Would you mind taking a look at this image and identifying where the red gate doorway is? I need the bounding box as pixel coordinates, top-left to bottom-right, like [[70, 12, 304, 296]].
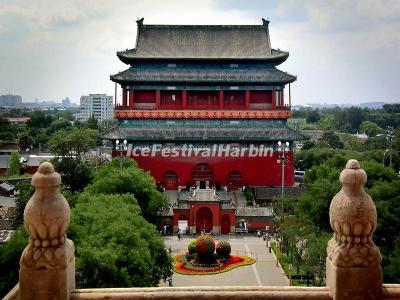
[[196, 207, 213, 233], [221, 214, 231, 234]]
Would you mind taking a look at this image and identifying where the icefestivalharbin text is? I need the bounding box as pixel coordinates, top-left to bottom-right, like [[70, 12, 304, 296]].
[[125, 143, 276, 158]]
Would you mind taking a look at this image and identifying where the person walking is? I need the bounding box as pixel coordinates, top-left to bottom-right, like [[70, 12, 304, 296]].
[[267, 240, 272, 253]]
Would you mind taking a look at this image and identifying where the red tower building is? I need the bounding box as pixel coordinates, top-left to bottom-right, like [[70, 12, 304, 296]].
[[108, 18, 304, 234]]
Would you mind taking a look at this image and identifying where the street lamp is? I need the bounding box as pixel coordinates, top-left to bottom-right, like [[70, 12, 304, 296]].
[[191, 205, 195, 236], [115, 139, 127, 171], [277, 141, 290, 198]]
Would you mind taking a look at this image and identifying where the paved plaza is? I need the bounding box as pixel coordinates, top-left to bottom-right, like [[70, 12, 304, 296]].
[[160, 235, 289, 287]]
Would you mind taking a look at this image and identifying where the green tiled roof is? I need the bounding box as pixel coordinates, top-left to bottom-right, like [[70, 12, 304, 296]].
[[117, 18, 289, 62], [110, 65, 296, 84]]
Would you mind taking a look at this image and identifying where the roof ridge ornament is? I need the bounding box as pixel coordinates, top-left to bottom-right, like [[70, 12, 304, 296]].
[[137, 17, 144, 27]]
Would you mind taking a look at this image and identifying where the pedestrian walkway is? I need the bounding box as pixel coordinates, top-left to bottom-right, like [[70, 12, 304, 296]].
[[160, 236, 289, 287]]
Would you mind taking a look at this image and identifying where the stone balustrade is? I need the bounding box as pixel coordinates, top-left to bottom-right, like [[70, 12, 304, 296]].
[[4, 160, 400, 300]]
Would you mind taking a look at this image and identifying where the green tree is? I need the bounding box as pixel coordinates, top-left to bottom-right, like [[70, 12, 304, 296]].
[[340, 133, 364, 151], [383, 104, 400, 114], [48, 128, 98, 158], [305, 110, 321, 123], [14, 181, 35, 227], [85, 159, 169, 223], [48, 118, 72, 134], [296, 153, 400, 283], [27, 111, 54, 129], [48, 128, 98, 192], [85, 116, 98, 130], [34, 128, 50, 149], [0, 227, 28, 298], [319, 131, 344, 149], [51, 158, 93, 192], [302, 231, 330, 286], [360, 121, 385, 137], [318, 115, 335, 131], [294, 148, 336, 170], [8, 152, 20, 176], [0, 117, 14, 141], [346, 107, 368, 132], [68, 192, 172, 288], [17, 131, 34, 151]]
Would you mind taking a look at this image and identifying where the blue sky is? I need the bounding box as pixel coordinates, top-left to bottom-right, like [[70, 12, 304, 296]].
[[0, 0, 399, 105]]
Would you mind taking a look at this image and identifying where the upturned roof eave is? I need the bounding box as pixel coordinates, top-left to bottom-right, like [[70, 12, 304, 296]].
[[116, 49, 289, 65], [110, 70, 297, 85], [109, 76, 297, 85]]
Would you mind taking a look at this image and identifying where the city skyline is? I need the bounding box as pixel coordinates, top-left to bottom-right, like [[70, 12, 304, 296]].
[[1, 0, 399, 105]]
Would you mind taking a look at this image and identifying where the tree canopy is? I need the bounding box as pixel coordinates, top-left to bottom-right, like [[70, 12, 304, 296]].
[[69, 192, 172, 288], [294, 153, 400, 283], [85, 159, 170, 223], [48, 127, 98, 158], [8, 152, 20, 176], [48, 127, 99, 191], [0, 228, 28, 298]]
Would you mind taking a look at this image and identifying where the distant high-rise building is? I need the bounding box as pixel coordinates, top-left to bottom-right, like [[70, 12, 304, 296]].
[[0, 94, 22, 107], [77, 94, 114, 122], [62, 97, 71, 108]]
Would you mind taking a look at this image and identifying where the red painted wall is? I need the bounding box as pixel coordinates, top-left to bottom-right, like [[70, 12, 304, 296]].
[[122, 151, 294, 189], [173, 206, 236, 233], [219, 210, 235, 233], [239, 217, 274, 231], [136, 91, 156, 103], [173, 211, 189, 227], [250, 91, 272, 104]]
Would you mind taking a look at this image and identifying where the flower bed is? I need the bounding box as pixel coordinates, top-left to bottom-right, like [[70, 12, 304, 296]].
[[173, 254, 256, 275]]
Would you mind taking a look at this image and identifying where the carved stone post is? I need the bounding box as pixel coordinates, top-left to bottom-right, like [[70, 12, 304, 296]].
[[326, 159, 382, 299], [19, 162, 75, 300]]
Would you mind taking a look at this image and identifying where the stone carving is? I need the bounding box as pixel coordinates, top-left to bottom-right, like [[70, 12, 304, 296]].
[[327, 159, 381, 267], [20, 162, 74, 270]]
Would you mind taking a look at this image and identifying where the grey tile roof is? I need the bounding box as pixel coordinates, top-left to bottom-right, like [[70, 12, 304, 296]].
[[117, 19, 289, 61], [0, 195, 16, 207], [105, 125, 306, 142], [111, 65, 296, 84], [0, 156, 10, 169], [0, 219, 14, 230], [27, 155, 55, 167], [4, 206, 17, 218], [177, 191, 191, 201], [216, 191, 233, 201], [254, 186, 305, 200], [0, 182, 14, 192], [236, 207, 273, 217]]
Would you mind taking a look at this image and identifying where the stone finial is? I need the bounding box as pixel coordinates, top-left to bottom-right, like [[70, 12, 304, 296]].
[[262, 18, 270, 27], [327, 159, 381, 267], [19, 162, 75, 300]]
